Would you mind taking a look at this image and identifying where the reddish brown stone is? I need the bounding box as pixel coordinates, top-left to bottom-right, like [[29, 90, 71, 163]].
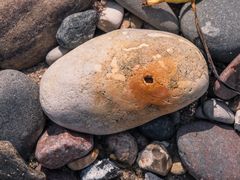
[[35, 124, 93, 169], [214, 54, 240, 100], [177, 121, 240, 179], [0, 0, 92, 70]]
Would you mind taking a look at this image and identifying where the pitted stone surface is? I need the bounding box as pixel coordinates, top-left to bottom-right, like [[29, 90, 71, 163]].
[[40, 29, 209, 135]]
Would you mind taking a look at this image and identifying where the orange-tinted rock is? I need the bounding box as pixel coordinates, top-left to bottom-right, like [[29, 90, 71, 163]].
[[40, 29, 209, 135], [0, 0, 92, 70]]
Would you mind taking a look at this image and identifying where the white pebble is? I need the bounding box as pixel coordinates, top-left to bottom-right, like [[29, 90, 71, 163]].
[[97, 1, 124, 32], [46, 46, 69, 65]]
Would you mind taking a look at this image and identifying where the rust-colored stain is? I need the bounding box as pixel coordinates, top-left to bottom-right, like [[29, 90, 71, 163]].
[[128, 57, 177, 107]]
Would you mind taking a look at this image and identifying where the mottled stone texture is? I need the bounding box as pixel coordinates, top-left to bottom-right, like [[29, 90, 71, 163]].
[[0, 70, 45, 160], [35, 124, 93, 169], [56, 10, 98, 49], [0, 0, 92, 70], [137, 142, 172, 176], [177, 121, 240, 179], [0, 141, 46, 180], [40, 29, 209, 135]]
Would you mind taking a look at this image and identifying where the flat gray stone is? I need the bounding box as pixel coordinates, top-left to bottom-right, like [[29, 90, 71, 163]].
[[115, 0, 179, 34], [180, 0, 240, 63]]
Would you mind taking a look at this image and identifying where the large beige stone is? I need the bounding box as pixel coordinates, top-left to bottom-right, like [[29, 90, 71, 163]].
[[40, 29, 209, 135], [0, 0, 92, 70]]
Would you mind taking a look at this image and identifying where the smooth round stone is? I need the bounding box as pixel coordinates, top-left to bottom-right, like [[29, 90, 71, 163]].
[[115, 0, 179, 33], [214, 54, 240, 100], [138, 113, 179, 141], [180, 0, 240, 63], [106, 132, 138, 165], [0, 70, 45, 160], [177, 121, 240, 179], [40, 29, 209, 135], [46, 46, 69, 66], [97, 1, 124, 32], [203, 99, 235, 124]]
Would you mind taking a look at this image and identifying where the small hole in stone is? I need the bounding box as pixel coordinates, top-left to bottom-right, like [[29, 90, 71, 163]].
[[144, 75, 154, 84]]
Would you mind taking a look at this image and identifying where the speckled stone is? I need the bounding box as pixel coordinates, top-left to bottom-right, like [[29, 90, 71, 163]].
[[137, 141, 172, 176], [56, 10, 98, 49], [180, 0, 240, 63], [177, 121, 240, 179], [35, 124, 93, 169], [0, 141, 45, 180], [0, 70, 45, 160], [40, 29, 209, 135], [0, 0, 92, 70]]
